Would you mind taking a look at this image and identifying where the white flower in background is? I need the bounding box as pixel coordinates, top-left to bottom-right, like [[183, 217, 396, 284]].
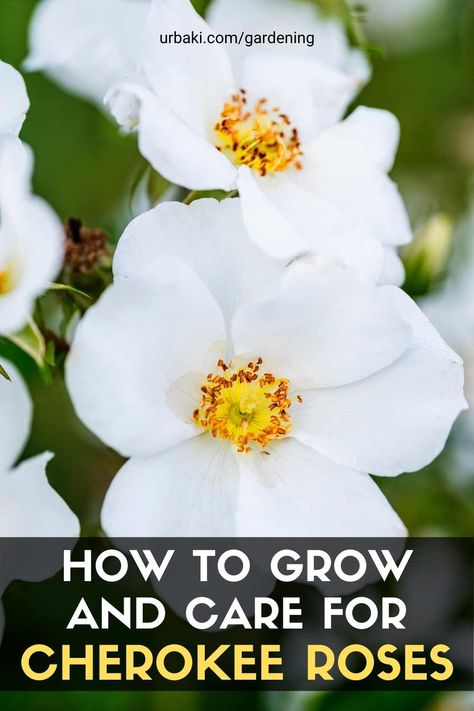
[[65, 199, 465, 537], [360, 0, 450, 54], [24, 0, 367, 109], [0, 361, 79, 537], [0, 360, 79, 641], [207, 0, 369, 80], [0, 138, 64, 334], [423, 208, 474, 484], [24, 0, 149, 106], [105, 0, 410, 285], [0, 61, 64, 334], [0, 60, 29, 135]]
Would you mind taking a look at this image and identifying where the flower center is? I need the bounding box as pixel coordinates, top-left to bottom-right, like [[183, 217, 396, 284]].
[[214, 89, 303, 177], [0, 268, 15, 296], [193, 357, 299, 453]]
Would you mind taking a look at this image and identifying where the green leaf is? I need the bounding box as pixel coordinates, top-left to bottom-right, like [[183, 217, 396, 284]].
[[312, 0, 369, 50], [8, 319, 46, 368], [59, 298, 81, 341], [44, 339, 56, 367], [192, 0, 212, 16], [146, 167, 171, 206], [0, 363, 11, 381], [49, 282, 92, 300]]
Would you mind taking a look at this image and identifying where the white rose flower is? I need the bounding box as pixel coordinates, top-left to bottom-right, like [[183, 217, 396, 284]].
[[23, 0, 367, 108], [206, 0, 370, 82], [0, 360, 79, 538], [0, 60, 29, 136], [24, 0, 149, 106], [65, 199, 465, 538], [0, 62, 64, 334], [0, 137, 64, 334], [105, 0, 409, 285], [423, 207, 474, 485], [0, 360, 79, 641]]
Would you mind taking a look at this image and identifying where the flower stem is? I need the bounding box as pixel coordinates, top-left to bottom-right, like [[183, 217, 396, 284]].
[[183, 190, 198, 205]]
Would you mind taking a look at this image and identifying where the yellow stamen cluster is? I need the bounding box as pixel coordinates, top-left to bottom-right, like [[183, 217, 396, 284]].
[[193, 357, 297, 453], [214, 89, 303, 176]]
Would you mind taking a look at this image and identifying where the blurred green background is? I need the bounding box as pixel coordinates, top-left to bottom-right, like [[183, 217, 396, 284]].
[[0, 0, 473, 709]]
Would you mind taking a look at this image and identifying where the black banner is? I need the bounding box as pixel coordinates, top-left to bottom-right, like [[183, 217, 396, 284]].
[[0, 538, 472, 691]]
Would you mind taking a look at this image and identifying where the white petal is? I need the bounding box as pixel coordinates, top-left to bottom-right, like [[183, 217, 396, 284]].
[[0, 138, 64, 333], [303, 161, 412, 248], [207, 0, 370, 89], [379, 246, 406, 286], [311, 107, 401, 173], [0, 135, 34, 200], [237, 167, 308, 261], [302, 111, 412, 247], [66, 257, 226, 458], [292, 287, 467, 476], [101, 436, 238, 537], [241, 170, 385, 282], [236, 438, 406, 537], [421, 271, 473, 357], [0, 452, 79, 537], [114, 198, 284, 326], [241, 54, 360, 142], [0, 61, 29, 136], [0, 360, 31, 473], [24, 0, 148, 105], [106, 81, 237, 190], [232, 260, 411, 389], [143, 0, 234, 134], [0, 290, 39, 336], [346, 46, 372, 86]]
